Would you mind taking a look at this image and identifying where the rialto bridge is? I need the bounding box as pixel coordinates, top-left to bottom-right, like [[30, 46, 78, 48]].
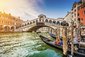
[[15, 14, 67, 33]]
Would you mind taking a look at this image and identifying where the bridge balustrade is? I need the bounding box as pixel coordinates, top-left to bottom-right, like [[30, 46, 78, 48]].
[[15, 17, 64, 32]]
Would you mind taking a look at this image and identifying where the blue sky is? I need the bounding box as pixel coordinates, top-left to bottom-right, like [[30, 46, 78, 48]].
[[0, 0, 80, 20], [41, 0, 80, 18]]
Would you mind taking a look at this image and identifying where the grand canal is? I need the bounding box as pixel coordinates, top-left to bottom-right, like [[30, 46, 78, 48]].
[[0, 32, 62, 57]]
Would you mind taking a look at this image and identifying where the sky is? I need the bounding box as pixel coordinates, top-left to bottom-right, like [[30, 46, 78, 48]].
[[0, 0, 80, 21]]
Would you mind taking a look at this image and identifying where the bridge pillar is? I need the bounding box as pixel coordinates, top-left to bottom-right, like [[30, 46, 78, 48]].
[[62, 26, 68, 56], [51, 29, 55, 35], [48, 27, 51, 33], [50, 28, 52, 33], [47, 27, 50, 33]]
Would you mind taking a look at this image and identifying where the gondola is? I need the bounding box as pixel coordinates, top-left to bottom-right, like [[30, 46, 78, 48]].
[[49, 33, 56, 39], [39, 35, 85, 57], [40, 35, 62, 50], [36, 31, 41, 34]]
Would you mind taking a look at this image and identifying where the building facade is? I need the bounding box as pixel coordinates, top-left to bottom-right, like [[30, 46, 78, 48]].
[[78, 3, 85, 25], [71, 0, 85, 26], [64, 12, 73, 26], [0, 12, 24, 32], [68, 0, 85, 35]]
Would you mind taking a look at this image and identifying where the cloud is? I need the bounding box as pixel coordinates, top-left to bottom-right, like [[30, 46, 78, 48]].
[[0, 0, 44, 20]]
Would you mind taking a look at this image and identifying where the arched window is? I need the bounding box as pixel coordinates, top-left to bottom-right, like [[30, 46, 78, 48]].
[[61, 21, 68, 26], [78, 18, 80, 22], [30, 22, 32, 24]]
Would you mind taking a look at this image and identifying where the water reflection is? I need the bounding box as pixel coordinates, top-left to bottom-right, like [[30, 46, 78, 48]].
[[0, 32, 62, 57], [28, 49, 61, 57]]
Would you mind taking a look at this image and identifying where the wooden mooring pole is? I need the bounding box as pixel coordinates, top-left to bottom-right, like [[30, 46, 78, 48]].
[[70, 20, 74, 57], [62, 26, 68, 56]]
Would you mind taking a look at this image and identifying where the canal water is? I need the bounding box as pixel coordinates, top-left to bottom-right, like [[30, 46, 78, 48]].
[[0, 32, 62, 57]]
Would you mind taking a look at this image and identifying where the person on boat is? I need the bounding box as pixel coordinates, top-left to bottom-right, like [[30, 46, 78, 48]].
[[55, 37, 60, 45], [59, 38, 63, 46], [55, 37, 63, 46]]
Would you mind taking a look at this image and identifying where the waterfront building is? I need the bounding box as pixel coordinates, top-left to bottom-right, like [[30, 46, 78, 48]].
[[71, 0, 85, 26], [77, 2, 85, 25], [69, 0, 85, 37], [0, 12, 24, 32], [64, 12, 73, 26]]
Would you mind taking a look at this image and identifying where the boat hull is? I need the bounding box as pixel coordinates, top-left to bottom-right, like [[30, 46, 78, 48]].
[[49, 33, 56, 39], [39, 35, 85, 57]]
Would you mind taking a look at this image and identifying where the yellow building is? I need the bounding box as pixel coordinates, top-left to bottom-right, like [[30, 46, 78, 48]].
[[0, 12, 24, 32]]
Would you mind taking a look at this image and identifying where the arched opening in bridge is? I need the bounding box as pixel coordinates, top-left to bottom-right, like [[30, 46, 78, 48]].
[[27, 25, 56, 35], [49, 20, 52, 23], [45, 19, 48, 22], [33, 21, 35, 23], [39, 17, 42, 22], [38, 14, 46, 22], [53, 21, 56, 24], [57, 21, 60, 25], [27, 23, 29, 25], [4, 26, 10, 32], [30, 22, 32, 24], [11, 26, 14, 31]]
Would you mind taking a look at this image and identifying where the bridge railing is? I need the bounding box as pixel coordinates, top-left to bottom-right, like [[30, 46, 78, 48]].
[[15, 23, 36, 30], [15, 21, 60, 32]]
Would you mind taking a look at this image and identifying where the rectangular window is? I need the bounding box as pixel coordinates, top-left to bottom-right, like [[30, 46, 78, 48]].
[[78, 13, 79, 16], [81, 18, 83, 21], [84, 11, 85, 15], [74, 13, 76, 16], [78, 18, 80, 21], [78, 7, 80, 10]]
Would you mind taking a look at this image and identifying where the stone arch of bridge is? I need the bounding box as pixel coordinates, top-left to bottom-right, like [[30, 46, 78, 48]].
[[27, 25, 57, 32]]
